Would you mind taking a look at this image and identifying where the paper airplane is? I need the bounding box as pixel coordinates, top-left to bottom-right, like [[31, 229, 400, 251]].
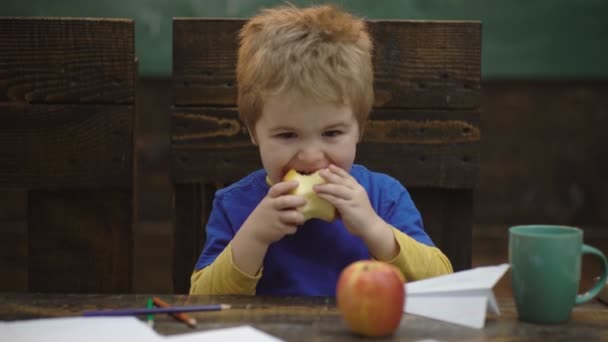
[[404, 263, 510, 329]]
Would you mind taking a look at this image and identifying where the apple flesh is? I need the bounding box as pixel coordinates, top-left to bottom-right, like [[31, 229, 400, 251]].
[[282, 169, 336, 222], [336, 260, 406, 337]]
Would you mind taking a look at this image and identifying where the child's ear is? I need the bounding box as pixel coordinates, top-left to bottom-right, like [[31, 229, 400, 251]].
[[356, 124, 364, 142], [249, 129, 258, 146]]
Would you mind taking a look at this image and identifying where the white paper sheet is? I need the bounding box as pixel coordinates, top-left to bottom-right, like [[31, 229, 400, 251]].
[[164, 326, 284, 342], [0, 322, 22, 342], [404, 263, 510, 329], [1, 317, 284, 342], [2, 317, 163, 342]]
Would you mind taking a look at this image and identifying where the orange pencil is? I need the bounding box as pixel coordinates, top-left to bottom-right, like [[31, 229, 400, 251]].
[[152, 296, 197, 328]]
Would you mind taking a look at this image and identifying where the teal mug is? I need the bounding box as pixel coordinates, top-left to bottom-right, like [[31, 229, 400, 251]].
[[509, 225, 608, 324]]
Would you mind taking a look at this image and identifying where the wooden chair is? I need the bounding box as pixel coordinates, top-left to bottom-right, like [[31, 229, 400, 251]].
[[0, 18, 136, 293], [171, 18, 481, 293]]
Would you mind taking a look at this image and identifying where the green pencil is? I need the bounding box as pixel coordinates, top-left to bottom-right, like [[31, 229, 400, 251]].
[[146, 297, 154, 328]]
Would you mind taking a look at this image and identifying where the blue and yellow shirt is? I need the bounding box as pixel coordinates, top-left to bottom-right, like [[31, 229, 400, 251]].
[[191, 164, 452, 296]]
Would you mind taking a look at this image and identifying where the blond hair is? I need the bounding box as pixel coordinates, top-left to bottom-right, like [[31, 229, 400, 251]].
[[237, 4, 374, 136]]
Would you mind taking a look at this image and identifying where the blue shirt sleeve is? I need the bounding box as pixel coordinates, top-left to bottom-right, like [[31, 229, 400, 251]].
[[377, 177, 435, 246], [194, 196, 234, 270]]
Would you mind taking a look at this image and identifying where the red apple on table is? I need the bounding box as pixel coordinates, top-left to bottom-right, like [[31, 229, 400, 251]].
[[336, 260, 406, 337]]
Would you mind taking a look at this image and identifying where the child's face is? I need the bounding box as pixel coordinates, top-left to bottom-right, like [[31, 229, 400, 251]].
[[252, 92, 360, 184]]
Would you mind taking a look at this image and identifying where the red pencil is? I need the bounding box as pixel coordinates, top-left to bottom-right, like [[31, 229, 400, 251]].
[[153, 296, 197, 328]]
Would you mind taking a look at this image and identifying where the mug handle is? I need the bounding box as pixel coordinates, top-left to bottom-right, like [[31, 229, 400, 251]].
[[575, 244, 608, 304]]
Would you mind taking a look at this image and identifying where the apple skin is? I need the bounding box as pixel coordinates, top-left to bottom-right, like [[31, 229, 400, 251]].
[[336, 260, 406, 337], [282, 169, 336, 222]]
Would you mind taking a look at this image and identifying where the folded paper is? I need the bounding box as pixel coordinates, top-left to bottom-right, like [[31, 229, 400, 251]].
[[404, 263, 510, 329]]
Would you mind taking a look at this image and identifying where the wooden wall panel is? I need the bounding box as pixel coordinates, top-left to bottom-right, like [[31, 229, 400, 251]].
[[476, 81, 608, 225], [8, 76, 607, 293]]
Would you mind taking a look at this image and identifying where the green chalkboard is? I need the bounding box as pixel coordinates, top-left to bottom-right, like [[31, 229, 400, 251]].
[[3, 0, 607, 78]]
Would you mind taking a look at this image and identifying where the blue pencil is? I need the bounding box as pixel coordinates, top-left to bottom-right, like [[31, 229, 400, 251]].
[[83, 304, 231, 317]]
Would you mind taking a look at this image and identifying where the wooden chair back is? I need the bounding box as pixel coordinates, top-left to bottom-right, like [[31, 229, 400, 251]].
[[0, 18, 136, 292], [171, 18, 481, 293]]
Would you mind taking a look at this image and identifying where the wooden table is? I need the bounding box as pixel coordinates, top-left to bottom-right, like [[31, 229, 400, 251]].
[[1, 294, 607, 341]]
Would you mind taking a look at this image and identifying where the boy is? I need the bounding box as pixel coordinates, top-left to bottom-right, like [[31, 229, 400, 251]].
[[190, 4, 452, 296]]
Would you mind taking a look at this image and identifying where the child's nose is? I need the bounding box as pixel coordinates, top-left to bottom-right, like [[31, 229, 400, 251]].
[[297, 144, 324, 164]]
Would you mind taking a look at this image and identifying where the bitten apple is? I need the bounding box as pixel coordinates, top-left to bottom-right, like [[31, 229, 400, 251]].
[[282, 169, 336, 222], [336, 260, 406, 337]]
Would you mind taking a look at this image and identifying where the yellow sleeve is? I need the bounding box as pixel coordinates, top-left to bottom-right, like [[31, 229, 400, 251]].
[[189, 242, 261, 295], [383, 227, 453, 281]]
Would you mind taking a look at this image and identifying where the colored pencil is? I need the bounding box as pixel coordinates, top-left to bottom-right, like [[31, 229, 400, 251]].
[[146, 298, 154, 328], [83, 304, 231, 317], [153, 296, 197, 328]]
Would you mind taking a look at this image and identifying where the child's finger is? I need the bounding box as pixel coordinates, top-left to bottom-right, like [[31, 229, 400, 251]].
[[268, 180, 298, 198], [314, 183, 352, 201], [273, 195, 307, 210], [316, 190, 347, 206], [280, 210, 306, 226], [319, 168, 356, 189]]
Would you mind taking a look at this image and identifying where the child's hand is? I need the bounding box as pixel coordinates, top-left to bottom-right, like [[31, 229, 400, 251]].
[[315, 165, 382, 239], [241, 180, 307, 246]]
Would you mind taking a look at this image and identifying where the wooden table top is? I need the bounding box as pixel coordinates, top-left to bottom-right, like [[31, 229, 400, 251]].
[[1, 293, 607, 341]]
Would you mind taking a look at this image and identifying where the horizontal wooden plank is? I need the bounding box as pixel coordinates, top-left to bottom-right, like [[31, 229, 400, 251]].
[[0, 103, 133, 189], [172, 19, 481, 109], [172, 19, 240, 107], [370, 21, 481, 109], [171, 107, 479, 188], [0, 18, 135, 104], [357, 142, 478, 189]]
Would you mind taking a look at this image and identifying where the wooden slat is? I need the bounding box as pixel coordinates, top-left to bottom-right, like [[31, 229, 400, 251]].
[[28, 189, 132, 293], [172, 19, 481, 109], [172, 183, 218, 294], [0, 103, 133, 189], [361, 108, 479, 188], [172, 19, 241, 107], [370, 21, 481, 109], [0, 18, 135, 104], [411, 188, 473, 271], [172, 183, 202, 294], [171, 107, 479, 188]]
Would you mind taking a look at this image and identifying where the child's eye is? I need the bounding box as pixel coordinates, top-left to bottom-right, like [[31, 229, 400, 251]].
[[323, 130, 342, 137], [275, 132, 297, 139]]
